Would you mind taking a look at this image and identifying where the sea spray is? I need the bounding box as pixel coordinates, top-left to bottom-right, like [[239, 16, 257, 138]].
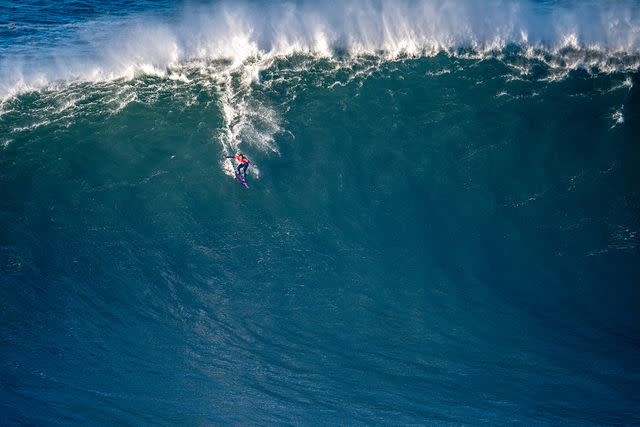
[[2, 0, 640, 97]]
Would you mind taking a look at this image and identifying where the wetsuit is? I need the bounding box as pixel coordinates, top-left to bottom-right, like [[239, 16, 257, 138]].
[[226, 155, 250, 178]]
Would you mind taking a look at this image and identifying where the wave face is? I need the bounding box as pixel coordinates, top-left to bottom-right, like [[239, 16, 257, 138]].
[[2, 1, 640, 425]]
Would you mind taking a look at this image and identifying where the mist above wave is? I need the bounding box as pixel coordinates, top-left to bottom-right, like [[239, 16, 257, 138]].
[[1, 0, 640, 96], [171, 0, 640, 57]]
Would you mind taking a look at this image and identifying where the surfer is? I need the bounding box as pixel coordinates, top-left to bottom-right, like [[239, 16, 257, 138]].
[[225, 153, 251, 179]]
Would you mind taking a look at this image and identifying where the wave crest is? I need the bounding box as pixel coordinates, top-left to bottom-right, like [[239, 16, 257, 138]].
[[2, 0, 640, 97]]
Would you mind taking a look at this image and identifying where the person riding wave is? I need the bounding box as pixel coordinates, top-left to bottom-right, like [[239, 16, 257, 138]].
[[225, 153, 250, 179]]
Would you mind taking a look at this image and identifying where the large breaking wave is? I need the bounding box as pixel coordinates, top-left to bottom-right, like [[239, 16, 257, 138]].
[[2, 0, 640, 97], [2, 0, 640, 178], [2, 1, 640, 424]]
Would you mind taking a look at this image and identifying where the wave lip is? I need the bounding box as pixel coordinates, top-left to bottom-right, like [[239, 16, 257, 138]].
[[2, 0, 640, 97], [178, 0, 640, 56]]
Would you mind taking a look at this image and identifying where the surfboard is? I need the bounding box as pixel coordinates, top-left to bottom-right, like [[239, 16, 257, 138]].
[[235, 172, 249, 189]]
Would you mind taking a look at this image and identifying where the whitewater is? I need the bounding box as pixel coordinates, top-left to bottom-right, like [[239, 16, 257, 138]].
[[1, 0, 639, 424]]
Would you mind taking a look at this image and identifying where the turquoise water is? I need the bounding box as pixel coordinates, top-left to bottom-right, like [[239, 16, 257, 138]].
[[1, 1, 640, 424]]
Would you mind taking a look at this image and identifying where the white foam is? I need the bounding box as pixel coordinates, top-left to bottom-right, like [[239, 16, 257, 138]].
[[214, 61, 283, 177], [611, 109, 625, 128], [11, 120, 51, 133], [2, 0, 640, 98]]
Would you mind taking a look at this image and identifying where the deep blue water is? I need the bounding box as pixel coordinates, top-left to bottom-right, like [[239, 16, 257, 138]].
[[1, 1, 640, 424]]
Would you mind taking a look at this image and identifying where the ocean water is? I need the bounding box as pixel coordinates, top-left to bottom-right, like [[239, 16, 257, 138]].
[[1, 0, 640, 424]]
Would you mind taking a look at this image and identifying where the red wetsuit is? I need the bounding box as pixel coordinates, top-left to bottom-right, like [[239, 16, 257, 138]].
[[234, 155, 250, 164]]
